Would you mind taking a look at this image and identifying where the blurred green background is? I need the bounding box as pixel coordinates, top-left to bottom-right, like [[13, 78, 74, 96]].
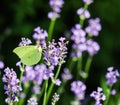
[[0, 0, 120, 105]]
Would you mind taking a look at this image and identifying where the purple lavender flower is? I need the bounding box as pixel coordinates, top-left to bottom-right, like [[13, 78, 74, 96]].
[[48, 0, 64, 19], [111, 89, 116, 95], [2, 67, 22, 103], [90, 87, 106, 105], [61, 68, 73, 81], [23, 64, 49, 85], [49, 0, 64, 13], [51, 93, 60, 105], [0, 60, 4, 69], [71, 24, 86, 44], [48, 11, 60, 20], [32, 85, 41, 95], [32, 26, 48, 48], [19, 37, 32, 46], [85, 18, 101, 36], [55, 78, 61, 86], [77, 8, 90, 19], [71, 80, 86, 100], [27, 97, 38, 105], [44, 37, 68, 67], [105, 66, 119, 86], [83, 0, 93, 5], [71, 24, 87, 58], [86, 39, 100, 56]]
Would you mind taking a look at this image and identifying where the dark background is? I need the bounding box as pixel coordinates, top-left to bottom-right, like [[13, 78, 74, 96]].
[[0, 0, 120, 105]]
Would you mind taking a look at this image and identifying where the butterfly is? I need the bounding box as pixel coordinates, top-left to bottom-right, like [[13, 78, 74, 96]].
[[13, 45, 42, 66]]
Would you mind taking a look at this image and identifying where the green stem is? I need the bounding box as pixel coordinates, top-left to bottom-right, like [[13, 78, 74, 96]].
[[46, 65, 61, 105], [18, 83, 31, 105], [38, 81, 46, 100], [104, 86, 112, 105], [79, 4, 88, 27], [84, 56, 92, 80], [9, 102, 13, 105], [43, 80, 48, 105], [76, 57, 82, 79], [19, 66, 24, 87], [47, 19, 56, 42]]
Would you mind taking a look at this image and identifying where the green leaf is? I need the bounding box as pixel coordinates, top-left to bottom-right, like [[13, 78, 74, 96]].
[[13, 45, 42, 66]]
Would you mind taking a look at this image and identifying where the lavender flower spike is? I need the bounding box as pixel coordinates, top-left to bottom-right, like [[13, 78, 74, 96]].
[[71, 80, 86, 100], [90, 87, 106, 105], [2, 67, 22, 104], [86, 39, 100, 56], [27, 97, 38, 105], [77, 8, 90, 19], [83, 0, 93, 5], [106, 66, 119, 86], [48, 0, 64, 19], [19, 37, 32, 46], [51, 93, 60, 105], [0, 60, 4, 69], [33, 26, 48, 48], [49, 0, 64, 13], [44, 37, 68, 67], [85, 18, 101, 36]]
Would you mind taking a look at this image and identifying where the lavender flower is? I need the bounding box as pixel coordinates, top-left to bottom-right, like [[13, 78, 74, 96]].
[[111, 89, 116, 95], [77, 8, 90, 19], [27, 97, 38, 105], [71, 24, 86, 44], [55, 78, 61, 86], [90, 87, 106, 105], [49, 0, 64, 13], [0, 60, 4, 69], [23, 64, 49, 85], [83, 0, 93, 5], [44, 37, 68, 67], [61, 68, 73, 81], [85, 18, 101, 36], [51, 93, 60, 105], [2, 67, 22, 103], [105, 66, 119, 86], [33, 26, 48, 48], [71, 80, 86, 100], [86, 39, 100, 56], [71, 24, 87, 57], [48, 0, 64, 19], [32, 85, 41, 95], [48, 11, 60, 20], [19, 37, 32, 46]]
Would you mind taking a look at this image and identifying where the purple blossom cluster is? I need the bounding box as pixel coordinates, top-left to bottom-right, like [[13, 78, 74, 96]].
[[71, 24, 87, 57], [0, 60, 4, 69], [19, 37, 32, 46], [44, 37, 68, 67], [105, 66, 120, 86], [2, 67, 22, 103], [33, 26, 48, 48], [22, 64, 52, 85], [86, 39, 100, 56], [90, 87, 106, 105], [48, 0, 64, 19], [51, 93, 60, 105], [71, 24, 100, 57], [61, 68, 73, 81], [71, 80, 86, 100], [27, 97, 38, 105], [85, 18, 101, 36], [83, 0, 93, 5], [22, 64, 54, 94], [77, 7, 90, 19]]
